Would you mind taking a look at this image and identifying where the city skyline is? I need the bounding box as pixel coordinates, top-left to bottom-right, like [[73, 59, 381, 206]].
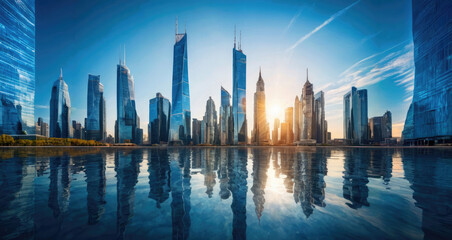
[[33, 0, 414, 139]]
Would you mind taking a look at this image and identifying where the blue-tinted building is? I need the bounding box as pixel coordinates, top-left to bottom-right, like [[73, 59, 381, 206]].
[[343, 87, 368, 145], [115, 61, 141, 144], [0, 0, 35, 134], [169, 23, 191, 145], [148, 93, 171, 144], [232, 36, 247, 145], [86, 74, 106, 141], [402, 0, 452, 144], [50, 70, 71, 138], [220, 87, 233, 145]]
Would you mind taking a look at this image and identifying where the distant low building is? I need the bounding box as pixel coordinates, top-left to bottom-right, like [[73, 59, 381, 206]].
[[72, 120, 83, 139], [35, 117, 49, 137]]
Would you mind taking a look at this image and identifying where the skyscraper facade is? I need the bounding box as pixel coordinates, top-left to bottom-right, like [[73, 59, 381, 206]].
[[314, 91, 326, 144], [343, 87, 368, 145], [202, 97, 218, 145], [232, 34, 247, 145], [370, 111, 392, 143], [115, 61, 141, 144], [285, 107, 294, 144], [219, 87, 233, 145], [272, 118, 280, 145], [382, 111, 392, 140], [169, 23, 191, 145], [192, 118, 201, 145], [50, 70, 71, 138], [293, 96, 302, 142], [86, 74, 106, 141], [302, 69, 315, 140], [252, 70, 270, 145], [402, 0, 452, 144], [0, 0, 35, 134], [148, 93, 171, 144]]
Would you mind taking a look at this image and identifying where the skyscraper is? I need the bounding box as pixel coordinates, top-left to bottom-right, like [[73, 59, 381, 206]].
[[232, 30, 247, 145], [86, 74, 106, 141], [370, 111, 392, 143], [343, 87, 368, 145], [302, 69, 315, 140], [0, 0, 35, 134], [252, 69, 270, 145], [402, 1, 452, 144], [285, 107, 294, 144], [294, 96, 302, 142], [115, 58, 141, 144], [202, 97, 218, 145], [192, 118, 201, 145], [314, 91, 326, 144], [382, 111, 392, 140], [169, 20, 191, 145], [219, 87, 233, 145], [272, 118, 280, 145], [148, 93, 171, 144], [50, 70, 71, 138]]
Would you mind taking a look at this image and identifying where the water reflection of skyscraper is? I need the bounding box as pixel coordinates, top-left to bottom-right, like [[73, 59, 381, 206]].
[[148, 149, 171, 208], [201, 149, 218, 198], [278, 148, 295, 193], [228, 148, 248, 240], [218, 148, 231, 200], [170, 149, 191, 240], [48, 156, 71, 219], [293, 150, 328, 218], [402, 149, 452, 239], [85, 154, 106, 224], [115, 150, 142, 239], [368, 149, 393, 187], [0, 156, 35, 239], [251, 148, 270, 221], [342, 149, 370, 209]]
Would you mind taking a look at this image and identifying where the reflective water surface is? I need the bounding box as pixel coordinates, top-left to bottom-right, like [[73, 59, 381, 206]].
[[0, 147, 451, 240]]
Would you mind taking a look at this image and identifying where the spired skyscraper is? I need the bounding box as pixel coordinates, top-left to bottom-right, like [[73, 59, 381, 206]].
[[169, 20, 191, 145], [402, 0, 452, 144], [314, 91, 326, 144], [50, 70, 71, 138], [232, 30, 247, 145], [252, 69, 270, 145], [0, 0, 35, 134], [343, 87, 368, 145], [115, 57, 141, 144], [86, 74, 106, 141], [302, 69, 315, 140]]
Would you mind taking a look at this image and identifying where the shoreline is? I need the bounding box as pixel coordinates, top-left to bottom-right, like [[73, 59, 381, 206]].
[[0, 145, 451, 149]]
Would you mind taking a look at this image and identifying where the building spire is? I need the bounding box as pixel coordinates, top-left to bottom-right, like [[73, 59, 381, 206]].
[[234, 25, 236, 49], [60, 68, 63, 79], [123, 44, 126, 66], [306, 68, 309, 82], [259, 66, 262, 78], [239, 30, 242, 50], [175, 16, 178, 36]]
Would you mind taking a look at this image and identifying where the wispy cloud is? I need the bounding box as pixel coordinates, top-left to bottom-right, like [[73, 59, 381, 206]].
[[284, 9, 303, 34], [323, 42, 415, 105], [35, 105, 49, 109], [286, 0, 360, 51], [360, 31, 382, 45]]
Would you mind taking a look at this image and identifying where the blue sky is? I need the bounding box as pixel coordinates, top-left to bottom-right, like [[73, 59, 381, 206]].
[[35, 0, 414, 138]]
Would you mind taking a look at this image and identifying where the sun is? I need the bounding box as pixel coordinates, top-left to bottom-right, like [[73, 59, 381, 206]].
[[268, 104, 282, 124]]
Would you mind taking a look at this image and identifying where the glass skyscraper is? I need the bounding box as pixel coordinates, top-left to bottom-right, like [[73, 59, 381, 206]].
[[148, 92, 171, 144], [232, 36, 247, 144], [0, 0, 35, 134], [115, 61, 141, 144], [86, 74, 106, 141], [402, 0, 452, 144], [219, 87, 233, 145], [169, 23, 191, 145], [50, 70, 71, 138], [343, 87, 368, 145]]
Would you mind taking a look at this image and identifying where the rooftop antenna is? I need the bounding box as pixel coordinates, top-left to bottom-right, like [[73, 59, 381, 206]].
[[60, 68, 63, 78], [175, 17, 178, 41], [119, 45, 121, 65], [234, 25, 236, 49], [306, 68, 309, 81], [239, 30, 242, 50], [123, 44, 126, 66], [185, 23, 186, 34]]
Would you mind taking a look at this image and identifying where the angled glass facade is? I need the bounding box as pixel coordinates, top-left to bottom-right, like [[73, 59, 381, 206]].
[[169, 31, 191, 145], [86, 74, 106, 141], [148, 93, 171, 144], [0, 0, 35, 134], [402, 0, 452, 143], [115, 63, 141, 144], [343, 87, 368, 145], [50, 71, 71, 138], [220, 87, 233, 145], [232, 47, 247, 144]]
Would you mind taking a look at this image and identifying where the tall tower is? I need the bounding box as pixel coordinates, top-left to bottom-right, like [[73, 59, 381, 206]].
[[86, 74, 106, 141], [0, 0, 35, 134], [50, 70, 71, 138], [232, 28, 247, 144], [402, 1, 452, 144], [302, 69, 315, 140], [252, 69, 270, 145], [169, 19, 191, 145], [343, 87, 368, 145], [115, 56, 141, 144]]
